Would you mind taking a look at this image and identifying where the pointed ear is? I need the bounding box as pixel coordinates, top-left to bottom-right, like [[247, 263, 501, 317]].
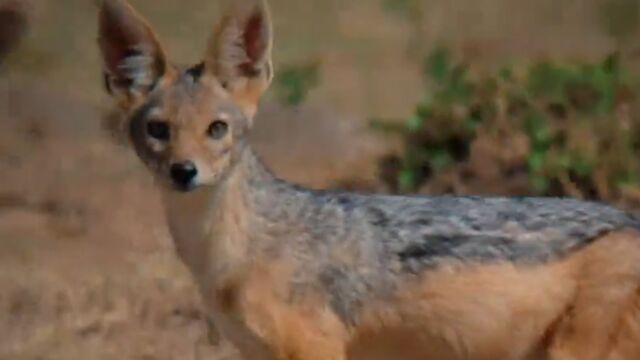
[[98, 0, 168, 107], [204, 0, 273, 117]]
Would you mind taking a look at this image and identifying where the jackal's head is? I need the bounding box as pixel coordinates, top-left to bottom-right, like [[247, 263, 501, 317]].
[[98, 0, 272, 192]]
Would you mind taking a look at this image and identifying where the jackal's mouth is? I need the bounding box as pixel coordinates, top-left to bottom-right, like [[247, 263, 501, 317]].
[[171, 181, 198, 193]]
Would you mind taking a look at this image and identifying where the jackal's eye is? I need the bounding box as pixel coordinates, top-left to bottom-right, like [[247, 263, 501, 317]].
[[147, 121, 170, 141], [207, 120, 228, 140]]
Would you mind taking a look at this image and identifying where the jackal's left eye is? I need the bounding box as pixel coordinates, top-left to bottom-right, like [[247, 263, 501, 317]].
[[147, 120, 170, 141], [207, 120, 228, 140]]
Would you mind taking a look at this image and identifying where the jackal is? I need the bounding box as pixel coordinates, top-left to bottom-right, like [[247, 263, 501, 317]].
[[97, 0, 640, 358]]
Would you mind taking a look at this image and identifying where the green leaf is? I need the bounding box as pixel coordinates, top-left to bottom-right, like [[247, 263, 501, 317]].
[[499, 66, 514, 81], [447, 65, 472, 104], [406, 113, 424, 131], [615, 169, 639, 187], [528, 151, 547, 172], [555, 152, 573, 169], [398, 169, 417, 192], [274, 63, 320, 106], [570, 157, 594, 177], [532, 125, 552, 146], [383, 0, 413, 17], [425, 47, 451, 85], [369, 118, 407, 134], [429, 149, 453, 171], [527, 61, 576, 100], [524, 110, 550, 147], [602, 52, 621, 77], [465, 114, 482, 131], [416, 96, 434, 118], [531, 175, 551, 194]]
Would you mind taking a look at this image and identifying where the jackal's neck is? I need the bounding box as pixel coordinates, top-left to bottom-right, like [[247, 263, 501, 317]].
[[162, 147, 306, 282], [217, 147, 310, 237]]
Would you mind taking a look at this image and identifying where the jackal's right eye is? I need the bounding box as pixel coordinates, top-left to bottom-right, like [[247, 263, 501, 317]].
[[146, 121, 170, 141]]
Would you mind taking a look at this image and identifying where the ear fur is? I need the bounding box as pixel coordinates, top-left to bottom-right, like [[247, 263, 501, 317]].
[[98, 0, 168, 107], [204, 0, 273, 117]]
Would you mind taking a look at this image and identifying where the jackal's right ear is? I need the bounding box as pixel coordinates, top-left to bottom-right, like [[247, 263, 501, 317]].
[[98, 0, 168, 107]]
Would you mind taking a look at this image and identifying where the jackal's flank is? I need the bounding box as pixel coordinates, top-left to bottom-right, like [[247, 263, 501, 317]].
[[98, 0, 640, 358]]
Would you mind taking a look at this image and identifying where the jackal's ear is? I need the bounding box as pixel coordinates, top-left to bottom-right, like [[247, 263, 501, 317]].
[[204, 0, 273, 117], [98, 0, 168, 106]]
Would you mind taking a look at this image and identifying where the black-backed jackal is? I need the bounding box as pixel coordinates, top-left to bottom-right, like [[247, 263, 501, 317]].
[[97, 0, 640, 358]]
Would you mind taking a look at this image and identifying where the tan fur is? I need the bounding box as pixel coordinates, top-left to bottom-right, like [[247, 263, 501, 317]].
[[204, 0, 273, 119], [165, 155, 348, 360], [97, 1, 640, 359], [182, 228, 640, 360], [168, 172, 640, 360], [180, 214, 640, 360], [98, 0, 172, 107], [231, 76, 272, 118], [348, 230, 640, 360], [208, 262, 349, 360], [548, 230, 640, 360]]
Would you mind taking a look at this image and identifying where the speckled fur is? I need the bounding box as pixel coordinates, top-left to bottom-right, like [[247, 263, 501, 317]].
[[98, 0, 640, 359], [188, 150, 640, 325]]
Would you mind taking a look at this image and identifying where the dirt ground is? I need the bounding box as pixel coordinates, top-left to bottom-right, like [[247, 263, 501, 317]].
[[0, 0, 634, 358]]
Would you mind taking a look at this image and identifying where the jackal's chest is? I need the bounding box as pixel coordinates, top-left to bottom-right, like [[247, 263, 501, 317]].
[[199, 260, 349, 360], [166, 216, 208, 270]]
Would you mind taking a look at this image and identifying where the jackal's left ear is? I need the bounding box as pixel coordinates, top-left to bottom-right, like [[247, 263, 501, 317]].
[[204, 0, 273, 117], [98, 0, 168, 107]]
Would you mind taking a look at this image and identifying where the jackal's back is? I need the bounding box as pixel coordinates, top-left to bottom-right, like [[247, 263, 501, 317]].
[[330, 194, 640, 268]]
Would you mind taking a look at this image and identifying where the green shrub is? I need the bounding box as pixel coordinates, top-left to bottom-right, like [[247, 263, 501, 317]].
[[273, 61, 320, 106], [373, 47, 640, 203]]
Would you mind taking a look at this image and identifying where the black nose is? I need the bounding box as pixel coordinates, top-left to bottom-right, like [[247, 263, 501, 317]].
[[170, 161, 198, 188]]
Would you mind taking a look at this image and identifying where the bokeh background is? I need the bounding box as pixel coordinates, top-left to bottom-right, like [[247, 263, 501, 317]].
[[3, 0, 640, 358]]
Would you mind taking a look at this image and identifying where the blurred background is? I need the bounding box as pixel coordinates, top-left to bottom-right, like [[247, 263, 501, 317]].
[[3, 0, 640, 358]]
